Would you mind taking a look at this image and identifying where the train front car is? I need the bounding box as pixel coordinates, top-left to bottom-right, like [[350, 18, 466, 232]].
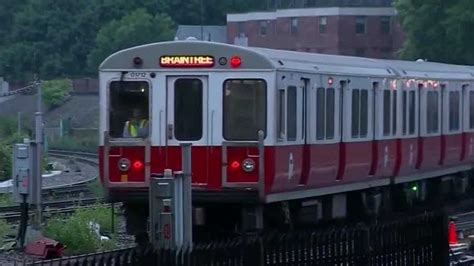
[[98, 41, 274, 235]]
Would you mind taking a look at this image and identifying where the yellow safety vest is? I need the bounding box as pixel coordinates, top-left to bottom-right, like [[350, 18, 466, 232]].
[[126, 119, 148, 137]]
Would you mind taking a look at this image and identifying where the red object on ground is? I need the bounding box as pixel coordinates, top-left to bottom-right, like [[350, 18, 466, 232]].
[[25, 237, 65, 259], [449, 221, 458, 245]]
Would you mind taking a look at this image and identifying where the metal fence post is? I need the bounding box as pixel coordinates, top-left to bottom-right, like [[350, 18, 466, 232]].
[[181, 143, 193, 248]]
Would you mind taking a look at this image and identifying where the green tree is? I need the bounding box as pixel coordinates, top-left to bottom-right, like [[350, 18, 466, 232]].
[[443, 0, 474, 65], [394, 0, 471, 64], [87, 9, 175, 71], [42, 79, 72, 109]]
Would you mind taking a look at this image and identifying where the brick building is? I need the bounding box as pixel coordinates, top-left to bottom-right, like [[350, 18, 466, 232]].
[[226, 5, 405, 59]]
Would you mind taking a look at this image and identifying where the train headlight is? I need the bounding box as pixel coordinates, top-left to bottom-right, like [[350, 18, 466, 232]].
[[118, 158, 131, 172], [242, 158, 255, 172]]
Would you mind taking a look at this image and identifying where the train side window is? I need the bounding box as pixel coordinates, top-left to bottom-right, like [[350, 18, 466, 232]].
[[175, 79, 203, 141], [449, 91, 460, 131], [351, 90, 360, 137], [470, 91, 474, 129], [108, 81, 149, 138], [409, 91, 416, 134], [316, 87, 325, 140], [287, 86, 297, 141], [402, 91, 407, 135], [426, 91, 439, 133], [383, 90, 390, 136], [360, 90, 368, 137], [392, 90, 397, 135], [326, 88, 335, 139], [223, 79, 267, 141]]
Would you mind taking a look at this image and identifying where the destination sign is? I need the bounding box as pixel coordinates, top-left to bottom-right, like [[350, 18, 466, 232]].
[[160, 55, 214, 67]]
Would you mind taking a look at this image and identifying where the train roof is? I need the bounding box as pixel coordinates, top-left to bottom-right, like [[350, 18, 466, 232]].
[[382, 60, 474, 80], [100, 40, 474, 80]]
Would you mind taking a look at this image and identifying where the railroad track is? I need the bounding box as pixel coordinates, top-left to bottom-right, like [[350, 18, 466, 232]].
[[0, 149, 105, 222], [48, 149, 98, 165], [0, 197, 106, 222]]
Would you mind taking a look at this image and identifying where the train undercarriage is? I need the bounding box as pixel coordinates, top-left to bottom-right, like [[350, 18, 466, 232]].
[[120, 169, 474, 244]]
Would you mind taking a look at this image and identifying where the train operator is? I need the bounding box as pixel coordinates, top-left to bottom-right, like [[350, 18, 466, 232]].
[[122, 108, 148, 138]]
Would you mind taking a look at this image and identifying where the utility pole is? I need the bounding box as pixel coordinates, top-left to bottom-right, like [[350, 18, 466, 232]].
[[33, 79, 43, 227], [17, 112, 21, 135]]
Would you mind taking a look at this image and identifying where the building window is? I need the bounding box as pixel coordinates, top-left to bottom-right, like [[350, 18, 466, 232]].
[[223, 79, 267, 140], [290, 17, 298, 35], [356, 16, 366, 34], [238, 22, 244, 35], [380, 16, 391, 34], [319, 17, 327, 33], [259, 21, 267, 36]]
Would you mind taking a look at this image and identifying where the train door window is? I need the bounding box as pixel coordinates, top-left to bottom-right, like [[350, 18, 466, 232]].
[[351, 89, 368, 138], [301, 78, 310, 140], [426, 90, 439, 133], [351, 90, 360, 137], [402, 91, 407, 135], [409, 91, 416, 134], [392, 91, 397, 135], [449, 91, 460, 131], [383, 90, 390, 136], [326, 88, 335, 139], [223, 79, 266, 140], [277, 89, 286, 139], [316, 87, 335, 140], [108, 81, 149, 138], [287, 86, 297, 141], [470, 91, 474, 129], [175, 79, 202, 141], [316, 87, 325, 140], [360, 90, 368, 137]]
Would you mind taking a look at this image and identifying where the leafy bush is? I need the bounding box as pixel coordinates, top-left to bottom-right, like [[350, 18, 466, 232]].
[[42, 79, 71, 109], [45, 204, 117, 254]]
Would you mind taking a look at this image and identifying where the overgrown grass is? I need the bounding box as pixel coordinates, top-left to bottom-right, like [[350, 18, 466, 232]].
[[0, 193, 13, 206], [87, 178, 105, 199], [0, 219, 12, 240], [45, 204, 118, 255], [48, 136, 98, 153]]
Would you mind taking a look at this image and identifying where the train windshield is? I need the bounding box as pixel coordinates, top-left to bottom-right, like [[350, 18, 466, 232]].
[[109, 81, 150, 138], [223, 79, 266, 140]]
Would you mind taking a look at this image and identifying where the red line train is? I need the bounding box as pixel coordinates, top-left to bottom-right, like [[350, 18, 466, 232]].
[[98, 41, 474, 235]]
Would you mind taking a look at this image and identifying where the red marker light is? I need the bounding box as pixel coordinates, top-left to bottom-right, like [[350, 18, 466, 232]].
[[230, 160, 240, 169], [328, 77, 334, 86], [133, 160, 143, 170], [230, 56, 242, 68]]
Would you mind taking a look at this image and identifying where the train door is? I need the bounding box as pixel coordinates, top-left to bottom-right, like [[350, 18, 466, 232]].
[[166, 76, 209, 185]]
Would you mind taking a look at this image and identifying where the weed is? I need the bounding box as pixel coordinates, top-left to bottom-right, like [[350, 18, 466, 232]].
[[0, 193, 13, 206], [0, 219, 12, 240], [45, 204, 118, 255]]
